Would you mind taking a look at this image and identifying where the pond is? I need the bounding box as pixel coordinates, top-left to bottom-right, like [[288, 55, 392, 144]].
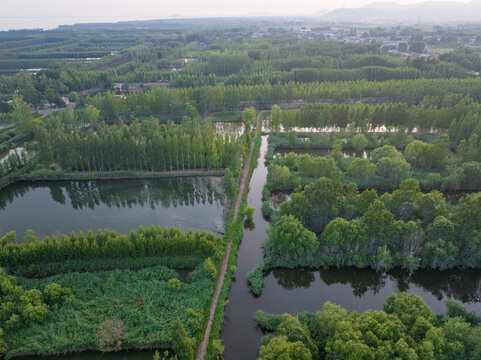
[[222, 135, 481, 360], [213, 121, 244, 137], [0, 176, 227, 240], [0, 147, 26, 164]]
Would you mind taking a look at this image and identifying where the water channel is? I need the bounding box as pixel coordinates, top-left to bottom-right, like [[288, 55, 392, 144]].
[[222, 135, 481, 360], [2, 136, 481, 360], [0, 177, 226, 240]]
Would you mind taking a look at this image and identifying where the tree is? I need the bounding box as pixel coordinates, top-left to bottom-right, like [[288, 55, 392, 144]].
[[222, 168, 237, 198], [258, 336, 312, 360], [43, 283, 75, 304], [351, 133, 368, 151], [270, 105, 282, 132], [264, 215, 319, 268], [203, 257, 218, 279], [287, 130, 297, 144], [12, 94, 32, 130], [168, 278, 182, 292], [410, 41, 426, 53], [68, 92, 79, 103], [452, 193, 481, 237], [277, 314, 318, 357], [320, 218, 366, 267], [330, 140, 345, 169], [376, 157, 411, 186], [371, 145, 403, 163], [244, 206, 255, 220], [347, 158, 376, 180], [270, 165, 291, 188], [383, 292, 435, 331], [0, 328, 5, 355], [242, 107, 256, 135], [170, 318, 194, 360]]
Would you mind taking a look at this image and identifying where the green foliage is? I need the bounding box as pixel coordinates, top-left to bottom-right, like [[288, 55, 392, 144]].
[[262, 173, 481, 271], [270, 165, 292, 188], [287, 130, 297, 144], [11, 95, 33, 130], [222, 168, 237, 199], [0, 328, 5, 356], [269, 105, 282, 133], [168, 278, 182, 292], [257, 293, 481, 360], [259, 335, 312, 360], [0, 226, 222, 272], [68, 92, 80, 103], [262, 200, 273, 219], [171, 318, 195, 360], [263, 215, 319, 268], [31, 116, 244, 173], [3, 264, 214, 358], [244, 206, 255, 220], [351, 133, 368, 151], [247, 263, 265, 296], [280, 177, 375, 233], [43, 283, 75, 304], [203, 257, 218, 279], [242, 107, 257, 135], [347, 158, 376, 180]]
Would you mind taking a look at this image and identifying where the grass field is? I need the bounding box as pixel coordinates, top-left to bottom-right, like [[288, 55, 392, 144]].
[[5, 264, 215, 358]]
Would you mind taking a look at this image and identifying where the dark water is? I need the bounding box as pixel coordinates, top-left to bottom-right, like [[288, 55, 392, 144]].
[[274, 147, 371, 159], [21, 351, 156, 360], [222, 136, 481, 360], [0, 177, 226, 240]]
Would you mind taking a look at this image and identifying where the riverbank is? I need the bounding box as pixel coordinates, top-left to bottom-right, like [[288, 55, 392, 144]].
[[0, 169, 225, 192], [196, 112, 264, 360]]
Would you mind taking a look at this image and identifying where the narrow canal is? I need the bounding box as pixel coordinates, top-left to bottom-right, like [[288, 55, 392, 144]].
[[222, 135, 481, 360]]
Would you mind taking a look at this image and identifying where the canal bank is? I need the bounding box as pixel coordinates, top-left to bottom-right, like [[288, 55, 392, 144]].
[[222, 134, 481, 360]]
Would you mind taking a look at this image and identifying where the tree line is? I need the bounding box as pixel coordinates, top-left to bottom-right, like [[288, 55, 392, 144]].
[[35, 114, 247, 174], [268, 136, 481, 191], [255, 293, 481, 360], [264, 177, 481, 273], [0, 225, 223, 274], [81, 78, 481, 121], [278, 101, 481, 143]]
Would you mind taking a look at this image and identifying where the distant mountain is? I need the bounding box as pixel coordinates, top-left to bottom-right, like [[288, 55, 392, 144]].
[[316, 0, 481, 23]]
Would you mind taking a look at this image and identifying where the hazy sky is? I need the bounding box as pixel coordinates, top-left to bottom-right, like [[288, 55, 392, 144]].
[[0, 0, 473, 30]]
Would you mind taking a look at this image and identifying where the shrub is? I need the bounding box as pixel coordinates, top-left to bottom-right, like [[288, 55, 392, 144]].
[[262, 201, 273, 218], [168, 278, 182, 292], [44, 283, 75, 304], [244, 206, 255, 220], [203, 258, 218, 279], [97, 318, 127, 351], [247, 263, 265, 295], [170, 318, 194, 360]]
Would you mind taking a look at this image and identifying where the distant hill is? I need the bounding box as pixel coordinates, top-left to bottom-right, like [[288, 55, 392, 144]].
[[316, 0, 481, 23]]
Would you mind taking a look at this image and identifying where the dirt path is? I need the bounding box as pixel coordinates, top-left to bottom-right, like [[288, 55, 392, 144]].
[[196, 112, 263, 360]]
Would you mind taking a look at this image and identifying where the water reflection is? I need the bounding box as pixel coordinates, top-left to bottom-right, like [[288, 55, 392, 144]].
[[0, 147, 26, 164], [270, 267, 481, 309], [223, 136, 481, 360], [213, 121, 244, 137], [0, 177, 226, 239], [270, 268, 316, 290], [274, 147, 371, 159]]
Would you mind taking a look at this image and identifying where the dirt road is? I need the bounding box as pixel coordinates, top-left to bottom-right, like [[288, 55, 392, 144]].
[[195, 112, 263, 360]]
